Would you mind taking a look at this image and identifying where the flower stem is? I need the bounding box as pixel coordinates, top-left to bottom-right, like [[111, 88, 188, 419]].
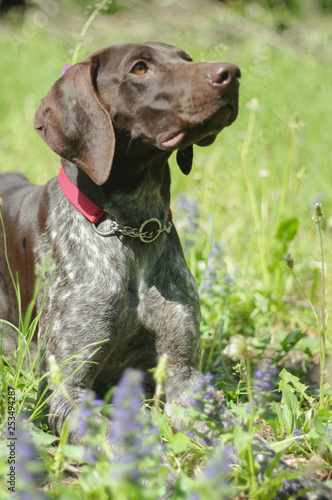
[[275, 125, 297, 230], [246, 357, 257, 499], [72, 0, 109, 65], [316, 218, 326, 409], [311, 204, 326, 409], [205, 294, 230, 372], [241, 105, 269, 288], [289, 267, 324, 408], [241, 107, 260, 228]]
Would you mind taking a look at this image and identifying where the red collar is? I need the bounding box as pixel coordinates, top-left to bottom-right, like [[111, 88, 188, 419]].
[[58, 167, 172, 224], [58, 167, 105, 223]]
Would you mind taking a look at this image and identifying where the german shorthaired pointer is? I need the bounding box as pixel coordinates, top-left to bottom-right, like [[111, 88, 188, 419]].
[[1, 43, 332, 499], [0, 43, 240, 442]]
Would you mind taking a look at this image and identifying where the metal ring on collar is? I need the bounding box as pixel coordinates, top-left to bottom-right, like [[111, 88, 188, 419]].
[[139, 218, 162, 243], [93, 216, 172, 243], [93, 220, 119, 237]]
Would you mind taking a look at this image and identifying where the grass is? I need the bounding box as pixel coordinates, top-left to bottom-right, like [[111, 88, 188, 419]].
[[0, 0, 331, 498]]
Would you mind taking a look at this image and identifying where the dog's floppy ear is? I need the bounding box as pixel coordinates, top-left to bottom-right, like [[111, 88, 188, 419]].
[[176, 146, 193, 175], [34, 57, 115, 185]]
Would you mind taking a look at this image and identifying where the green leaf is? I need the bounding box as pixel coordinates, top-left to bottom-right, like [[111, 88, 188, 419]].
[[232, 424, 250, 455], [271, 439, 293, 454], [280, 330, 304, 353], [273, 401, 284, 437], [276, 217, 299, 242], [283, 406, 294, 436], [53, 419, 69, 477], [278, 369, 314, 404], [170, 432, 191, 454], [283, 389, 299, 416], [307, 427, 320, 441], [58, 419, 69, 447], [154, 411, 174, 443], [269, 417, 279, 440], [304, 346, 314, 358], [171, 405, 200, 421], [61, 444, 86, 461], [295, 412, 306, 430], [313, 414, 326, 435], [28, 425, 59, 446]]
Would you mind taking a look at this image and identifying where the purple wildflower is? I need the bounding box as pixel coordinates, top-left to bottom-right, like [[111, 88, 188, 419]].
[[82, 446, 98, 464], [77, 406, 93, 436], [111, 369, 145, 446], [9, 416, 47, 499], [224, 272, 232, 284], [61, 63, 72, 75], [184, 373, 223, 443], [189, 493, 200, 500], [200, 240, 230, 299], [293, 428, 302, 443], [189, 444, 234, 498], [74, 391, 104, 463], [252, 358, 278, 405], [276, 479, 299, 499], [109, 369, 164, 483], [174, 194, 200, 253], [76, 391, 104, 435], [202, 444, 232, 479]]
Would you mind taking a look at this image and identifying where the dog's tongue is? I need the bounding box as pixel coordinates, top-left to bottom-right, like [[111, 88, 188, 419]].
[[162, 131, 185, 148]]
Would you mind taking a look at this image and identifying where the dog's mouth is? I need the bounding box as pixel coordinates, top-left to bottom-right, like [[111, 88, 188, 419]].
[[158, 102, 237, 151], [160, 131, 186, 149]]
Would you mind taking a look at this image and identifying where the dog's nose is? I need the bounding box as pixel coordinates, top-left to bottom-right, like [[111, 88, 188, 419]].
[[207, 63, 241, 88]]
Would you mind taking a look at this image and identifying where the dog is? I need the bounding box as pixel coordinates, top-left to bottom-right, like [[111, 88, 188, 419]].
[[0, 42, 240, 443], [1, 43, 332, 499]]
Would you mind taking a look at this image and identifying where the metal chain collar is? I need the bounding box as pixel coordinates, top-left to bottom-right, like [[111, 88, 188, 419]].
[[93, 217, 172, 243]]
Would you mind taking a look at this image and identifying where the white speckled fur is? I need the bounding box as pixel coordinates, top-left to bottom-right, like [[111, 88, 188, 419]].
[[31, 179, 201, 438]]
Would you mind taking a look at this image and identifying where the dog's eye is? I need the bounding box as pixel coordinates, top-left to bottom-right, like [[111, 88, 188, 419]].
[[131, 62, 148, 75]]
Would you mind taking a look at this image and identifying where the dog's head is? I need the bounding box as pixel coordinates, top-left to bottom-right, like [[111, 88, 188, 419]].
[[34, 42, 240, 185]]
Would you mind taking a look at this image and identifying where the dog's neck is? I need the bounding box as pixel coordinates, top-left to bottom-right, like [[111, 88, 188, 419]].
[[61, 159, 108, 209], [60, 148, 173, 226]]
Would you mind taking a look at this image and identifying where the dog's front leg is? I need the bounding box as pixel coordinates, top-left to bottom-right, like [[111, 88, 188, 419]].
[[151, 292, 202, 416], [36, 298, 115, 445], [37, 344, 114, 445]]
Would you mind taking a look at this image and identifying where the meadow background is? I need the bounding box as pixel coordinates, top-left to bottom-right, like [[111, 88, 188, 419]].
[[0, 0, 331, 498]]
